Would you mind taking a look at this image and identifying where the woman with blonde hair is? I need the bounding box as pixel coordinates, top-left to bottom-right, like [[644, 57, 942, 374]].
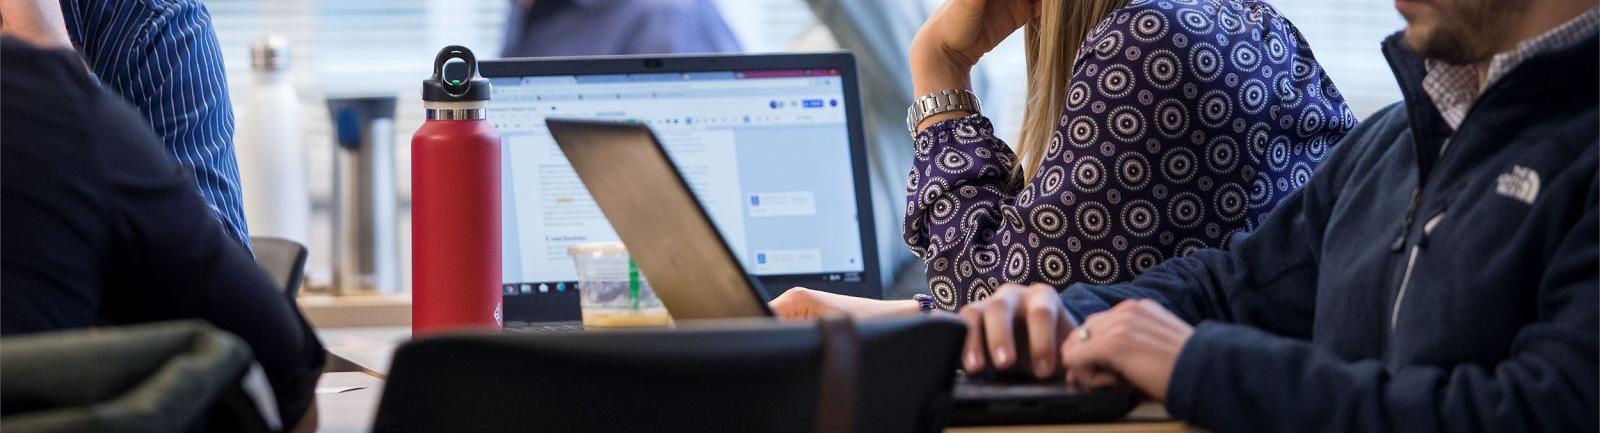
[[773, 0, 1353, 347]]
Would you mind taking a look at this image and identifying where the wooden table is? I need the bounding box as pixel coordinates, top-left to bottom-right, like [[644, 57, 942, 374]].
[[319, 326, 409, 377], [313, 325, 1200, 432], [315, 372, 385, 433], [945, 403, 1200, 433]]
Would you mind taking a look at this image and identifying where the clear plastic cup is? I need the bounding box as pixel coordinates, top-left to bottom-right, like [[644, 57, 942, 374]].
[[567, 242, 671, 327]]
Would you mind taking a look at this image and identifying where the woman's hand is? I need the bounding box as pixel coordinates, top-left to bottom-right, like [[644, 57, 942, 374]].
[[1059, 299, 1194, 401], [915, 0, 1039, 71], [955, 283, 1075, 378], [910, 0, 1039, 129], [769, 287, 922, 320]]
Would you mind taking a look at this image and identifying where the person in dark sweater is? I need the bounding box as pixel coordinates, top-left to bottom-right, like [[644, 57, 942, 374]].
[[959, 1, 1598, 432], [0, 37, 325, 431]]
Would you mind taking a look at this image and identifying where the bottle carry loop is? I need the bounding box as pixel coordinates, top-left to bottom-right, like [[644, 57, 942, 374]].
[[421, 45, 490, 122], [431, 46, 479, 98]]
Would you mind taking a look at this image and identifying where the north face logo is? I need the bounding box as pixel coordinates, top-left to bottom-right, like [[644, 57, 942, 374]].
[[1495, 165, 1540, 205]]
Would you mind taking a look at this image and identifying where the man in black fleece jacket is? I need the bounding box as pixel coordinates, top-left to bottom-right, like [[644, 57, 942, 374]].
[[958, 1, 1598, 432]]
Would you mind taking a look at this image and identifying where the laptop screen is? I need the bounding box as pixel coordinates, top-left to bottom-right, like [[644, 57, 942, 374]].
[[487, 65, 870, 314]]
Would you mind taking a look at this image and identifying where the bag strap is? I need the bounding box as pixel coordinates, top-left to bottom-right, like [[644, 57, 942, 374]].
[[814, 314, 859, 433]]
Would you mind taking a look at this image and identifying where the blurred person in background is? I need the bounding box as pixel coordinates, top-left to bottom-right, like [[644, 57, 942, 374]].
[[502, 0, 741, 57], [1, 0, 252, 249], [772, 0, 1354, 321]]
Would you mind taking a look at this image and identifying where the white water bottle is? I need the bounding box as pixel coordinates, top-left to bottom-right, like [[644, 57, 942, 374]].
[[238, 36, 311, 245]]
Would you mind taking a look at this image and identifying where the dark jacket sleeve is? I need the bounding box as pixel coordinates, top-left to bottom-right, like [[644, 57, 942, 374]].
[[1166, 187, 1598, 433], [1054, 104, 1404, 335], [1058, 103, 1599, 432], [91, 84, 324, 428]]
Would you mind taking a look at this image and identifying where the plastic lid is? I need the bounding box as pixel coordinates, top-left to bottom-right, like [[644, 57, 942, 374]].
[[421, 45, 490, 102], [250, 36, 290, 71], [568, 242, 629, 258]]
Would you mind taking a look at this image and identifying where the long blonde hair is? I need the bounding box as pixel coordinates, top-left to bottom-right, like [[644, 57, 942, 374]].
[[1015, 0, 1130, 183]]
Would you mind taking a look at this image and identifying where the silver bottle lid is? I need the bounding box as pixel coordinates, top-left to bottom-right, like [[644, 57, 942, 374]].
[[251, 36, 290, 71]]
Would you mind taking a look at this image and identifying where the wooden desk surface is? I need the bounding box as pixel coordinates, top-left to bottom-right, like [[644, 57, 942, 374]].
[[316, 371, 385, 433], [945, 403, 1200, 433], [319, 326, 410, 377], [313, 325, 1202, 432]]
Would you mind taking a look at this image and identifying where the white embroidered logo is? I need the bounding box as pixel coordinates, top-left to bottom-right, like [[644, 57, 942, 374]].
[[1495, 165, 1540, 205]]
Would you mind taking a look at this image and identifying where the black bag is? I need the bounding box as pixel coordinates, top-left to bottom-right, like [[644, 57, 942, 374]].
[[1, 320, 279, 433]]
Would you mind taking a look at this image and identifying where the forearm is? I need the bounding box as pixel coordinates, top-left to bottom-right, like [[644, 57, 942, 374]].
[[909, 35, 975, 131], [130, 153, 323, 426], [201, 249, 326, 427], [1169, 322, 1598, 433], [872, 299, 925, 317]]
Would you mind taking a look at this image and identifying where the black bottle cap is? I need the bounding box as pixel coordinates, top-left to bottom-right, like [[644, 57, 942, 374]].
[[422, 45, 490, 102]]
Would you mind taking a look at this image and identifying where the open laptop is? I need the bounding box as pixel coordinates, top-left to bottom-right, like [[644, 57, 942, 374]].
[[546, 118, 1140, 425], [480, 53, 882, 328]]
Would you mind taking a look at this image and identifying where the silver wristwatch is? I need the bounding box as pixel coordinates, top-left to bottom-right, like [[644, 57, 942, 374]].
[[906, 89, 981, 135]]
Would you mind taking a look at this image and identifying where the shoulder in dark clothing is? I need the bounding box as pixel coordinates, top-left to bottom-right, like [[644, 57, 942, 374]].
[[0, 37, 325, 429], [2, 38, 124, 333]]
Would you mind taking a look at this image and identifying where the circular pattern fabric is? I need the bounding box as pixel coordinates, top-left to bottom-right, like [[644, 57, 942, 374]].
[[904, 0, 1355, 310]]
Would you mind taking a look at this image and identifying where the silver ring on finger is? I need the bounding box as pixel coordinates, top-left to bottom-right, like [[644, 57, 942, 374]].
[[1075, 326, 1091, 342]]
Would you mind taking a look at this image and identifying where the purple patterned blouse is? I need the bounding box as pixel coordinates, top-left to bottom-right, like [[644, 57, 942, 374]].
[[904, 0, 1357, 311]]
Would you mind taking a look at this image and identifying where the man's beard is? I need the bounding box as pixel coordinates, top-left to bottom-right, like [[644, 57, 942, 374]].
[[1401, 0, 1524, 64]]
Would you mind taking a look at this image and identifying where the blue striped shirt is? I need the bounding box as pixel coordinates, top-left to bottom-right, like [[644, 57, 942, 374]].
[[60, 0, 251, 249]]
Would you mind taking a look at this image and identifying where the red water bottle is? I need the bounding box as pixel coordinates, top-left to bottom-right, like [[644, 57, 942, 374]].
[[411, 46, 501, 335]]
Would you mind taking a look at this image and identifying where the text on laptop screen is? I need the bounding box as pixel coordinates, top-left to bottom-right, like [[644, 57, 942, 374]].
[[489, 69, 866, 297]]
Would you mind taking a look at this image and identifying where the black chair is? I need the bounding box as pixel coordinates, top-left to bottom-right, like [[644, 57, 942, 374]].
[[249, 236, 308, 298], [373, 316, 966, 433]]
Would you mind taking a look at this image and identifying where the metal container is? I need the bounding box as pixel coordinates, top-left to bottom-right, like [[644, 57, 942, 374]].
[[327, 96, 400, 295]]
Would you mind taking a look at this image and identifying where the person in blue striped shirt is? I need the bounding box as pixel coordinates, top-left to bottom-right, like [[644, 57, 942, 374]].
[[3, 0, 251, 250]]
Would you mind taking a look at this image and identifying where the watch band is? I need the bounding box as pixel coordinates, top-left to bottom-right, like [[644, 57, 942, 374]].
[[906, 89, 980, 135], [912, 293, 937, 315]]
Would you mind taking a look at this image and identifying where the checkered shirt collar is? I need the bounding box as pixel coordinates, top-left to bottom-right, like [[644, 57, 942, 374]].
[[1422, 8, 1598, 131]]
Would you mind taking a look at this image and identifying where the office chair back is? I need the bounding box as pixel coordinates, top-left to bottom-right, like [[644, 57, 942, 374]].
[[250, 236, 308, 298], [373, 316, 966, 433]]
